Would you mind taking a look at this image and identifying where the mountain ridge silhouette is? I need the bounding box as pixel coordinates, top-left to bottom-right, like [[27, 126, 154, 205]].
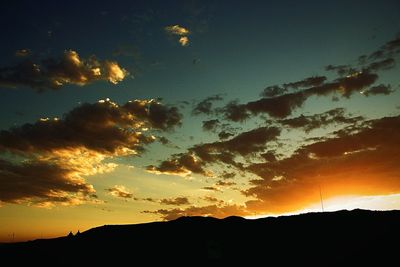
[[1, 209, 399, 265]]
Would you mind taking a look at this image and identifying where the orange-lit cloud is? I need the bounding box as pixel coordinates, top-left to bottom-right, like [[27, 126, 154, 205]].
[[0, 99, 182, 206], [0, 50, 128, 90], [165, 24, 190, 46], [165, 25, 190, 36], [143, 204, 249, 220], [106, 185, 133, 199], [244, 115, 400, 213]]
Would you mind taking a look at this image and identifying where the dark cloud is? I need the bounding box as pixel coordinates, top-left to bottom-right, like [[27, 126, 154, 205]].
[[147, 153, 207, 176], [0, 99, 181, 155], [279, 108, 364, 132], [202, 119, 220, 131], [0, 99, 181, 206], [202, 186, 221, 192], [216, 180, 236, 186], [260, 85, 287, 98], [143, 204, 249, 221], [202, 196, 224, 204], [106, 185, 133, 199], [260, 151, 277, 162], [192, 94, 223, 116], [225, 71, 378, 120], [0, 158, 95, 205], [244, 115, 400, 213], [362, 84, 393, 96], [366, 36, 400, 60], [160, 197, 190, 205], [325, 64, 356, 76], [148, 126, 280, 176], [218, 131, 234, 140], [220, 171, 236, 179], [283, 76, 327, 89], [0, 50, 127, 91], [365, 58, 395, 72], [158, 136, 171, 145]]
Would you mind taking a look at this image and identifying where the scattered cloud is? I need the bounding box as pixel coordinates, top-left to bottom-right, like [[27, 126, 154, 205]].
[[0, 99, 181, 206], [283, 75, 327, 90], [244, 115, 400, 213], [165, 25, 190, 36], [202, 186, 221, 192], [160, 197, 190, 205], [165, 25, 190, 46], [216, 180, 236, 187], [361, 84, 394, 96], [148, 126, 280, 176], [278, 108, 364, 132], [202, 119, 220, 131], [260, 85, 287, 98], [0, 50, 128, 91], [192, 94, 224, 116], [179, 36, 189, 46], [220, 71, 379, 121], [106, 185, 133, 199]]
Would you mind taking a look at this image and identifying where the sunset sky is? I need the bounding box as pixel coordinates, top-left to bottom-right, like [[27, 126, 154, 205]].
[[1, 0, 400, 242]]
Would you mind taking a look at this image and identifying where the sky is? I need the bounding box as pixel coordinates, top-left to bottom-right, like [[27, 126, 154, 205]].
[[0, 0, 400, 242]]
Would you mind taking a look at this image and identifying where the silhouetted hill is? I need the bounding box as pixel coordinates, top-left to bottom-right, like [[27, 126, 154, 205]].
[[1, 209, 399, 265]]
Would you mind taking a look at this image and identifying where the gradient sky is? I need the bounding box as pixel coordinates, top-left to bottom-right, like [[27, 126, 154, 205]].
[[1, 0, 400, 242]]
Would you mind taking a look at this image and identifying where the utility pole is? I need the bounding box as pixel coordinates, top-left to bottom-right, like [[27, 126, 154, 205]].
[[319, 185, 324, 212]]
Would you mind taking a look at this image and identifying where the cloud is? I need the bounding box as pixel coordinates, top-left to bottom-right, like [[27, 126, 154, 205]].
[[216, 180, 236, 186], [218, 131, 234, 140], [278, 108, 364, 132], [202, 196, 224, 204], [147, 153, 207, 177], [361, 84, 394, 96], [365, 36, 400, 60], [202, 186, 221, 192], [165, 25, 190, 36], [106, 185, 133, 199], [147, 126, 280, 176], [220, 71, 378, 121], [325, 64, 356, 76], [0, 158, 95, 206], [202, 119, 220, 131], [0, 99, 181, 206], [283, 76, 327, 89], [15, 49, 30, 57], [244, 114, 400, 213], [0, 50, 128, 91], [192, 94, 224, 116], [160, 197, 190, 205], [143, 204, 249, 220], [260, 85, 287, 98], [0, 99, 181, 155], [365, 58, 395, 72], [165, 25, 190, 46], [179, 36, 189, 46]]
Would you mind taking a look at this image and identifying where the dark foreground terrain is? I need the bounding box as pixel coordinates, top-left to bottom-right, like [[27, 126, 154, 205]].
[[1, 209, 399, 265]]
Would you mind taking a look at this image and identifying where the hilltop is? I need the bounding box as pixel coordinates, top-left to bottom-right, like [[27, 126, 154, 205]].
[[1, 209, 399, 265]]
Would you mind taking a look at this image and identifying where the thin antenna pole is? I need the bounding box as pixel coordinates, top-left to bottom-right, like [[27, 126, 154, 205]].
[[319, 185, 324, 212]]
